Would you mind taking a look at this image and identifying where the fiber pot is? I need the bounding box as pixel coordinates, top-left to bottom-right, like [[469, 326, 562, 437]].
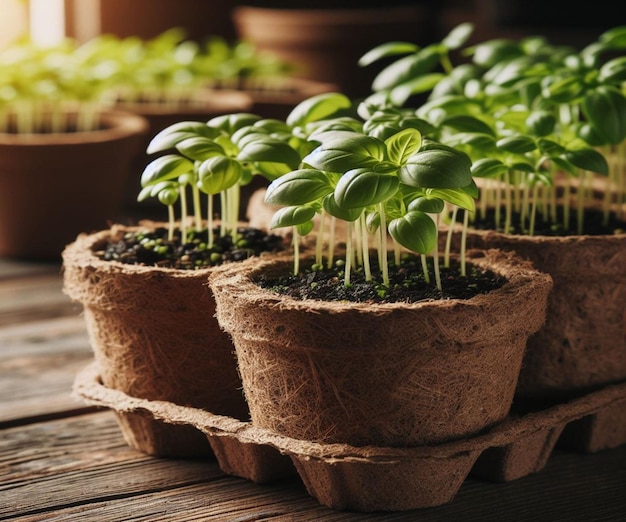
[[62, 224, 251, 458], [209, 249, 552, 448], [0, 110, 148, 261], [454, 227, 626, 405]]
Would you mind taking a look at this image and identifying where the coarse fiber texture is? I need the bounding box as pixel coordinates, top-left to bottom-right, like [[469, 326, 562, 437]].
[[455, 228, 626, 403], [62, 224, 249, 456], [209, 249, 553, 448], [74, 361, 626, 511]]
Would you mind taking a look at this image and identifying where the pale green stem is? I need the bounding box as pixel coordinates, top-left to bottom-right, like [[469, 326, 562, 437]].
[[602, 148, 614, 226], [316, 210, 326, 268], [327, 216, 336, 269], [394, 241, 401, 266], [179, 186, 188, 241], [461, 209, 469, 277], [444, 206, 458, 268], [359, 214, 372, 282], [495, 174, 502, 231], [479, 180, 488, 220], [420, 254, 430, 284], [576, 170, 586, 235], [354, 213, 364, 268], [504, 170, 512, 234], [550, 183, 558, 225], [521, 178, 530, 232], [207, 195, 214, 247], [529, 183, 540, 236], [513, 171, 522, 212], [433, 228, 442, 292], [168, 205, 175, 241], [378, 203, 389, 288], [192, 186, 203, 232], [220, 192, 227, 238], [344, 223, 353, 287], [292, 227, 300, 275]]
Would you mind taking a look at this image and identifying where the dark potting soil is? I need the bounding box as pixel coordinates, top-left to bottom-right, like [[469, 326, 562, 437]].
[[468, 207, 626, 236], [257, 256, 507, 304], [95, 226, 285, 270]]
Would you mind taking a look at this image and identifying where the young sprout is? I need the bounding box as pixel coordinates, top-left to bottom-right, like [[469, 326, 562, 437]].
[[265, 107, 475, 291]]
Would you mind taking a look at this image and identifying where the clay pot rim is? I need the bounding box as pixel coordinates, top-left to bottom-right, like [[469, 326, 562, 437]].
[[0, 109, 149, 147], [113, 88, 253, 117]]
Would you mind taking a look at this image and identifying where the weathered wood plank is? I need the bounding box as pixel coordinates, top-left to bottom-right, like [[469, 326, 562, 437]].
[[0, 272, 79, 326], [2, 411, 625, 522], [0, 260, 60, 281], [0, 315, 93, 424]]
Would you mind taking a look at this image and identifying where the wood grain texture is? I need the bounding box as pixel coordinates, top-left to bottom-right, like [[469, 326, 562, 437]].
[[1, 258, 625, 521]]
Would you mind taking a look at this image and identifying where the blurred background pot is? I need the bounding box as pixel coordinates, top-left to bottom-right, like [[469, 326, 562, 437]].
[[0, 110, 148, 261]]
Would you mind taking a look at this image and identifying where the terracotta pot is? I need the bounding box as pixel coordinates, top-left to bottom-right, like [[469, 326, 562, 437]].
[[232, 5, 430, 99], [454, 226, 626, 405], [242, 77, 339, 120], [62, 223, 253, 457], [0, 110, 149, 261], [65, 0, 239, 43], [209, 250, 552, 448]]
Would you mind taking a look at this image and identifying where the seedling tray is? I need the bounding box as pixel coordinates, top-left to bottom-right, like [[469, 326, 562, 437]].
[[73, 361, 626, 512]]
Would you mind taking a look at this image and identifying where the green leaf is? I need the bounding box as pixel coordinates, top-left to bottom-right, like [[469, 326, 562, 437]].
[[582, 86, 626, 144], [441, 115, 496, 135], [385, 127, 422, 165], [286, 92, 352, 127], [442, 22, 474, 50], [253, 162, 293, 181], [399, 148, 473, 188], [388, 211, 437, 255], [146, 121, 220, 154], [265, 169, 334, 206], [496, 135, 537, 154], [296, 221, 315, 236], [269, 205, 316, 229], [303, 133, 386, 172], [358, 41, 420, 67], [470, 39, 523, 68], [322, 194, 362, 222], [388, 73, 446, 105], [425, 187, 476, 212], [371, 46, 441, 92], [599, 26, 626, 48], [237, 139, 301, 169], [407, 196, 445, 213], [207, 113, 262, 135], [537, 138, 566, 155], [525, 111, 556, 137], [598, 56, 626, 83], [157, 187, 179, 206], [140, 154, 194, 187], [197, 156, 242, 195], [176, 137, 225, 160], [334, 168, 399, 209], [470, 157, 508, 178], [563, 148, 609, 175]]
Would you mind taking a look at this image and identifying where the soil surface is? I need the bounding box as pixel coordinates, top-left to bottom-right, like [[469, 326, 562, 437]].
[[257, 255, 507, 304], [95, 226, 285, 270], [469, 207, 626, 236]]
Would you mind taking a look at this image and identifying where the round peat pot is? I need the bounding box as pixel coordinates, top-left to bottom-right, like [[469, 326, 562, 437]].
[[209, 249, 552, 448]]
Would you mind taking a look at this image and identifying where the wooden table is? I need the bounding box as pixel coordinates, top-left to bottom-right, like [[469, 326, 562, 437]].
[[1, 258, 625, 521]]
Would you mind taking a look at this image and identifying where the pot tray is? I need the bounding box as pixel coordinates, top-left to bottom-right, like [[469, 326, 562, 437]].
[[73, 361, 626, 512]]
